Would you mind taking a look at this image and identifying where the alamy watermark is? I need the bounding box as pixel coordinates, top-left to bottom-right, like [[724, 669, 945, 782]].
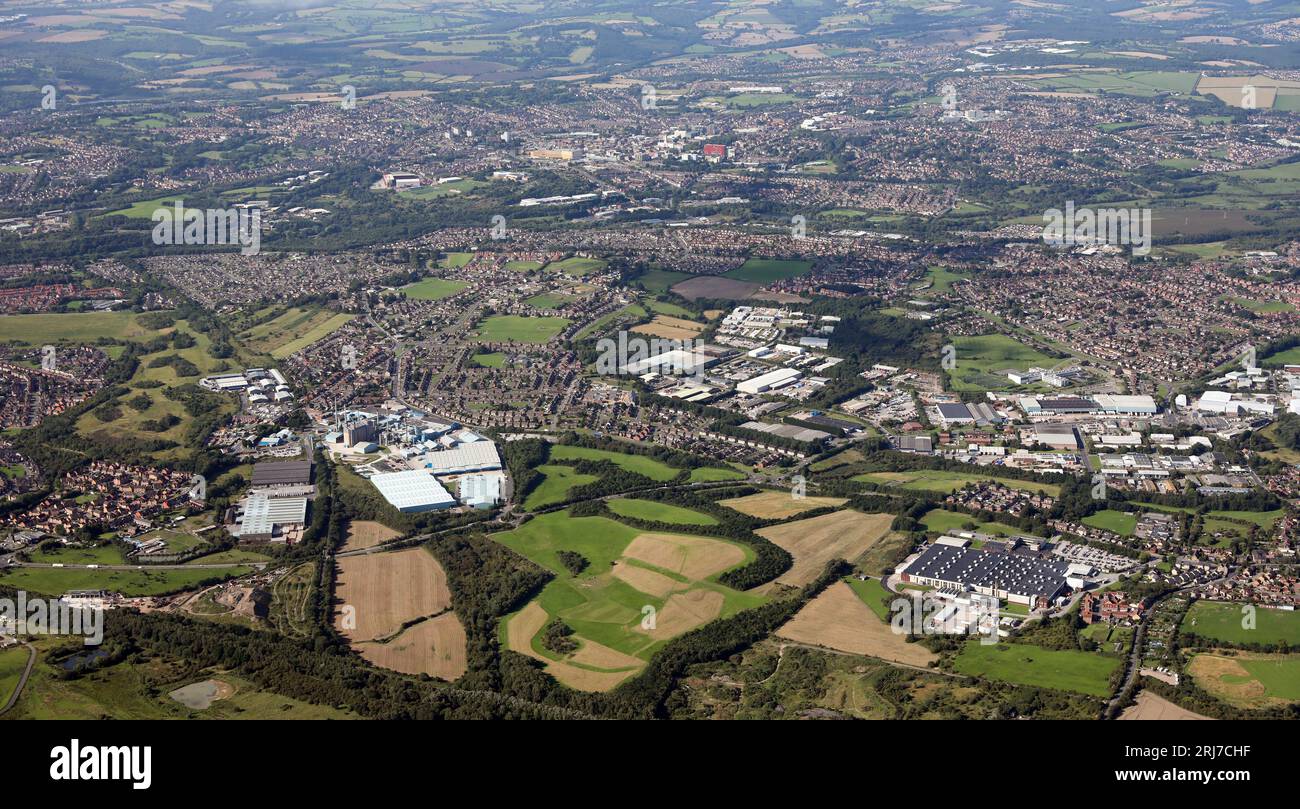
[[151, 201, 261, 255], [1, 591, 103, 645], [595, 332, 707, 380], [1043, 201, 1151, 256]]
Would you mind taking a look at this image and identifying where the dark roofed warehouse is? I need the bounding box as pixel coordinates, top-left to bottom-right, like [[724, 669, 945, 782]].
[[251, 459, 313, 488], [902, 543, 1072, 605]]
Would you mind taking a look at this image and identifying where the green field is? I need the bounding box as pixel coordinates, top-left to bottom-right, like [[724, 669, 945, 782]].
[[854, 470, 1059, 497], [4, 651, 356, 720], [952, 641, 1119, 697], [0, 565, 251, 597], [606, 498, 718, 526], [1182, 601, 1300, 647], [440, 252, 475, 268], [845, 576, 892, 621], [401, 277, 469, 301], [724, 258, 812, 283], [634, 269, 691, 294], [1082, 509, 1137, 536], [549, 445, 680, 481], [0, 311, 153, 345], [525, 292, 577, 310], [470, 352, 506, 368], [688, 466, 746, 482], [238, 306, 355, 359], [548, 257, 607, 276], [919, 509, 1044, 538], [474, 315, 569, 343], [946, 334, 1061, 392], [0, 646, 29, 709], [496, 511, 763, 662], [525, 464, 601, 510], [503, 260, 544, 273]]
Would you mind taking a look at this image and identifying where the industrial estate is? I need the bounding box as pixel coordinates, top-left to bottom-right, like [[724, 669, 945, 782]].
[[0, 0, 1298, 726]]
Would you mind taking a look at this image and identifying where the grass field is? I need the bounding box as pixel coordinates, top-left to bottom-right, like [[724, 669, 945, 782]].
[[548, 256, 607, 276], [0, 646, 29, 709], [549, 445, 680, 481], [919, 509, 1043, 538], [687, 466, 745, 482], [952, 641, 1119, 697], [0, 311, 153, 345], [470, 352, 507, 368], [75, 317, 238, 458], [238, 306, 354, 359], [474, 314, 569, 343], [1181, 601, 1300, 646], [524, 464, 600, 510], [1188, 652, 1300, 708], [854, 470, 1059, 497], [496, 511, 763, 689], [401, 277, 469, 301], [0, 565, 251, 597], [844, 576, 892, 620], [5, 648, 356, 720], [1082, 509, 1137, 536], [607, 498, 718, 526], [946, 334, 1061, 392], [723, 258, 812, 283]]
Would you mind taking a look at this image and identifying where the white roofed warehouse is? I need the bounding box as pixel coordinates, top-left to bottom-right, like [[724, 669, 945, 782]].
[[370, 470, 457, 513]]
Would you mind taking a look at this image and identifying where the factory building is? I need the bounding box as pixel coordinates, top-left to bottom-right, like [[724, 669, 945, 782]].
[[369, 470, 457, 513]]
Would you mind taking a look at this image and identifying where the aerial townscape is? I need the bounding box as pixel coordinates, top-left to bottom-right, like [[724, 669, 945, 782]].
[[2, 0, 1300, 729]]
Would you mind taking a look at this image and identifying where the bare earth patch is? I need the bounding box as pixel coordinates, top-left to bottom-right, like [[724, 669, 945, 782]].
[[777, 582, 936, 667], [356, 613, 467, 681], [758, 510, 894, 587], [642, 589, 724, 640], [333, 548, 451, 641], [623, 533, 745, 580], [1120, 691, 1212, 720], [719, 490, 847, 520], [340, 519, 401, 551]]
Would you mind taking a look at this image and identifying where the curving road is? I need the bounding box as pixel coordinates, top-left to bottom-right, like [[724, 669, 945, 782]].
[[0, 641, 36, 717]]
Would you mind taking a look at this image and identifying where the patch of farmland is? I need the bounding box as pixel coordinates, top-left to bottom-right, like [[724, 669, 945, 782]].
[[719, 490, 847, 519], [355, 613, 467, 681], [776, 582, 937, 667], [1119, 691, 1211, 721], [333, 548, 452, 642], [340, 520, 401, 552], [757, 510, 894, 587], [622, 532, 746, 580]]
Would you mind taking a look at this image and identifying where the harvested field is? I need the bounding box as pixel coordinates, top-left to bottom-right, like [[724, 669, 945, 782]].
[[340, 520, 401, 551], [570, 640, 643, 671], [776, 582, 937, 667], [611, 560, 679, 597], [356, 613, 467, 681], [333, 548, 451, 641], [505, 602, 637, 692], [37, 30, 108, 43], [719, 490, 847, 519], [642, 589, 724, 640], [623, 533, 745, 580], [1119, 691, 1212, 721], [757, 510, 894, 587], [631, 315, 703, 340]]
